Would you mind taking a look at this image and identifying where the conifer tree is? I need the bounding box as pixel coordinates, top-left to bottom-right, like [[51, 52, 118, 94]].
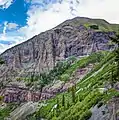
[[108, 68, 116, 88], [62, 94, 65, 107], [71, 86, 76, 103], [110, 34, 119, 81], [56, 98, 59, 116], [67, 101, 70, 109], [110, 33, 119, 120], [0, 58, 5, 64]]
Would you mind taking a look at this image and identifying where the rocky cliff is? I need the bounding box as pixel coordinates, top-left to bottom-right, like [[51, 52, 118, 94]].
[[0, 17, 116, 83]]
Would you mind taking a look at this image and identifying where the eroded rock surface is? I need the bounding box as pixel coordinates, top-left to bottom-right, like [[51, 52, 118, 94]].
[[89, 105, 110, 120], [1, 65, 92, 103], [8, 102, 38, 120], [0, 18, 115, 84]]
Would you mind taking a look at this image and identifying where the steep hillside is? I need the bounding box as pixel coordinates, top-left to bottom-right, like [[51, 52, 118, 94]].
[[27, 51, 119, 120], [1, 45, 119, 120], [0, 17, 117, 85], [0, 51, 111, 120], [0, 17, 119, 120]]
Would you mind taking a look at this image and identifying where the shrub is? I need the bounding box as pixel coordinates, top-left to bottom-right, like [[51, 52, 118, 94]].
[[0, 96, 4, 101], [16, 77, 23, 81], [67, 56, 77, 64], [62, 94, 65, 107], [89, 24, 99, 30], [71, 86, 76, 103], [60, 74, 70, 81], [97, 101, 103, 108], [80, 110, 92, 120], [52, 116, 58, 120], [0, 58, 5, 64]]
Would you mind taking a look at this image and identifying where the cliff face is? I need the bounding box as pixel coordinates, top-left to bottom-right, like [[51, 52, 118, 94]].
[[0, 18, 115, 83]]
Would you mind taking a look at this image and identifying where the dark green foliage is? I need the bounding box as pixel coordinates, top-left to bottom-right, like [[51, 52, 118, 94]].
[[67, 56, 77, 64], [71, 86, 76, 103], [39, 73, 49, 88], [0, 82, 4, 89], [28, 50, 119, 120], [24, 57, 77, 91], [89, 24, 99, 30], [80, 110, 92, 120], [56, 98, 60, 116], [52, 58, 74, 78], [32, 51, 111, 120], [38, 59, 73, 88], [62, 94, 65, 107], [97, 101, 103, 108], [67, 101, 70, 109], [0, 103, 18, 119], [110, 34, 119, 81], [0, 58, 5, 64], [108, 68, 117, 88]]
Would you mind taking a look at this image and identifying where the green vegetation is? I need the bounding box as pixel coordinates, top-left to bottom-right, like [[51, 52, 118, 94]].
[[1, 18, 119, 120], [109, 34, 119, 82], [76, 18, 119, 32], [24, 56, 77, 89], [3, 49, 119, 120], [63, 17, 119, 32], [89, 24, 99, 30], [0, 58, 5, 64], [60, 51, 108, 81], [71, 86, 76, 103], [0, 103, 18, 119], [2, 48, 119, 120], [26, 50, 119, 120]]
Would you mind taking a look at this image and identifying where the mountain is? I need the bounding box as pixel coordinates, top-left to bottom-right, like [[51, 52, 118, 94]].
[[3, 50, 119, 120], [0, 17, 118, 84], [0, 17, 119, 120]]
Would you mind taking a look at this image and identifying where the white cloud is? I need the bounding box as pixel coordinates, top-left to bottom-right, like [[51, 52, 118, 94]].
[[0, 22, 18, 41], [1, 21, 8, 40], [7, 23, 19, 30], [0, 22, 24, 53], [0, 34, 25, 53], [0, 0, 13, 9], [20, 0, 76, 39], [19, 0, 119, 40], [74, 0, 119, 24]]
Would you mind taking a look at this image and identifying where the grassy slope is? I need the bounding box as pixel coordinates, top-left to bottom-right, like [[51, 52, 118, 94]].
[[27, 51, 119, 120], [58, 17, 119, 32], [2, 51, 118, 120]]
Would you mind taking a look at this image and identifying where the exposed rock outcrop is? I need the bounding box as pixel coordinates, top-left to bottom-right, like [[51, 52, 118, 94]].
[[7, 102, 39, 120], [1, 64, 93, 103], [89, 105, 110, 120], [0, 17, 115, 84]]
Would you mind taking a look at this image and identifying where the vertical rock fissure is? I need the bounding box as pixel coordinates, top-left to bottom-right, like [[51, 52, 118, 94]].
[[51, 33, 56, 67], [32, 41, 35, 62]]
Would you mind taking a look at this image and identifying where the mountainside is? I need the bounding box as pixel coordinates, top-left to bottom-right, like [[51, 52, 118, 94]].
[[31, 51, 117, 120], [0, 17, 119, 120], [0, 17, 118, 84], [5, 50, 118, 120]]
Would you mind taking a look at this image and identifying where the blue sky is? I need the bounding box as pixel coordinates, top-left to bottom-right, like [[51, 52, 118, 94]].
[[0, 0, 28, 25], [0, 0, 119, 53]]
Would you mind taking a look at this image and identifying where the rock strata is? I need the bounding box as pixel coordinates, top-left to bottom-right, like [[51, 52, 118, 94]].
[[0, 24, 115, 83]]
